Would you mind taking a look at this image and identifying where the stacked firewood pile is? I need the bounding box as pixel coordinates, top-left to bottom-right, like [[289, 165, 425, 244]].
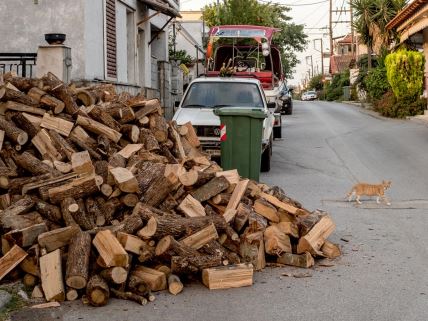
[[0, 72, 340, 307]]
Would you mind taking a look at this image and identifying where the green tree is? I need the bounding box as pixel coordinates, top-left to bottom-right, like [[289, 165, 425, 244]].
[[202, 0, 307, 78], [308, 74, 323, 91]]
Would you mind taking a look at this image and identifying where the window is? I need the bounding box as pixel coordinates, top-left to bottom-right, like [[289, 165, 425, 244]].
[[105, 0, 117, 78]]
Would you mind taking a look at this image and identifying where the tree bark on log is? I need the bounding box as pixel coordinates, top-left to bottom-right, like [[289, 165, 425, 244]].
[[171, 254, 222, 274], [11, 113, 38, 138], [41, 73, 79, 115], [191, 176, 230, 202], [0, 118, 28, 145], [33, 197, 63, 224], [86, 274, 110, 307], [65, 231, 91, 289]]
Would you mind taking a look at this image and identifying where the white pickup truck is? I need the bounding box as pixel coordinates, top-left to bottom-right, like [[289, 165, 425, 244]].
[[173, 77, 276, 171]]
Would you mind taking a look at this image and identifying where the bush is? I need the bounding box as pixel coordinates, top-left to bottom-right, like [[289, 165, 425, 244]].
[[374, 91, 426, 118], [324, 70, 350, 101], [385, 49, 425, 101], [364, 66, 390, 101]]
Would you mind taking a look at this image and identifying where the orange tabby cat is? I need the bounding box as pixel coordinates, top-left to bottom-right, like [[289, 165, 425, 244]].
[[347, 180, 391, 205]]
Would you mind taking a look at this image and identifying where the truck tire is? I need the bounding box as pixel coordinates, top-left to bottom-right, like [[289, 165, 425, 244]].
[[261, 143, 271, 172], [273, 117, 282, 139], [284, 103, 293, 115]]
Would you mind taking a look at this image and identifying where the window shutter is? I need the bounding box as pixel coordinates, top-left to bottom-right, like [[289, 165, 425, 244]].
[[106, 0, 117, 78]]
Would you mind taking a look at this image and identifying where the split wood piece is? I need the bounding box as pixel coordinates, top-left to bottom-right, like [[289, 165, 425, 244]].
[[159, 145, 178, 164], [179, 170, 215, 187], [215, 169, 240, 185], [134, 99, 161, 119], [40, 94, 65, 114], [253, 198, 279, 223], [19, 244, 39, 276], [27, 87, 45, 102], [109, 167, 139, 193], [178, 194, 206, 217], [32, 285, 44, 299], [120, 213, 144, 235], [31, 129, 63, 161], [86, 274, 110, 307], [49, 129, 76, 161], [240, 230, 266, 271], [41, 72, 79, 115], [0, 195, 34, 220], [100, 266, 128, 284], [1, 86, 36, 105], [38, 225, 79, 252], [0, 117, 28, 145], [202, 240, 240, 265], [226, 179, 249, 211], [2, 75, 43, 92], [101, 198, 121, 225], [88, 105, 121, 132], [155, 235, 200, 257], [149, 113, 168, 143], [121, 124, 139, 143], [117, 144, 144, 159], [75, 89, 96, 106], [48, 175, 99, 204], [31, 302, 61, 309], [65, 231, 91, 289], [168, 123, 186, 159], [111, 288, 147, 305], [40, 249, 65, 302], [4, 223, 47, 248], [180, 223, 218, 250], [276, 221, 299, 238], [132, 266, 167, 291], [93, 230, 129, 267], [11, 113, 38, 138], [180, 122, 200, 147], [212, 193, 231, 205], [141, 173, 177, 207], [248, 210, 268, 232], [33, 198, 62, 225], [277, 251, 314, 268], [156, 265, 171, 277], [297, 215, 335, 254], [53, 160, 72, 173], [171, 254, 222, 274], [69, 125, 97, 148], [0, 130, 4, 150], [71, 150, 94, 175], [22, 172, 77, 195], [321, 240, 341, 258], [168, 274, 183, 295], [2, 100, 44, 115], [137, 243, 155, 264], [202, 263, 253, 290], [1, 212, 44, 232], [12, 150, 60, 177], [108, 153, 126, 169], [76, 115, 122, 143], [191, 176, 230, 203], [259, 192, 308, 216], [66, 287, 79, 301], [116, 232, 146, 255], [0, 244, 28, 281], [263, 225, 292, 256], [94, 160, 109, 184], [60, 197, 79, 227], [140, 128, 160, 152], [223, 209, 237, 224], [0, 193, 10, 210], [164, 164, 186, 180], [137, 216, 157, 240], [40, 113, 73, 137]]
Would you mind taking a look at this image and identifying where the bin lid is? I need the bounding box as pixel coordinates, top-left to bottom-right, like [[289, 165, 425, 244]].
[[213, 107, 267, 119]]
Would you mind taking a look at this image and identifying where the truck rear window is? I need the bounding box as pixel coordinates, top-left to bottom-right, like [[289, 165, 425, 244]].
[[181, 82, 264, 108]]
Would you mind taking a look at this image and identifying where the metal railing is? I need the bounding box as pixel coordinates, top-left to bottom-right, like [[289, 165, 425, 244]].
[[0, 53, 37, 77]]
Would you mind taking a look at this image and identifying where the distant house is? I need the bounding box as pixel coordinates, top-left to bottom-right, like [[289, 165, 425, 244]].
[[0, 0, 181, 113]]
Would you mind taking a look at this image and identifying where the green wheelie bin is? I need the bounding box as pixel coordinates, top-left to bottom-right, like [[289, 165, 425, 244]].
[[214, 107, 267, 181]]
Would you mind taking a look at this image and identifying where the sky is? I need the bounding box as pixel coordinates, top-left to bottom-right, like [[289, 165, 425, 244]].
[[179, 0, 350, 86]]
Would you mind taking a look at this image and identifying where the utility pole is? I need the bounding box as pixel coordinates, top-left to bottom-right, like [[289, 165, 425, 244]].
[[350, 0, 354, 58], [329, 0, 333, 56]]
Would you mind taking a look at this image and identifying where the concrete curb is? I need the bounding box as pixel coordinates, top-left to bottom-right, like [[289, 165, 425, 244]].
[[338, 101, 387, 120]]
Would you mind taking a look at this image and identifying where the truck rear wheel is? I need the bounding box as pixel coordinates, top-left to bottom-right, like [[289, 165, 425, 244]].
[[261, 143, 271, 172]]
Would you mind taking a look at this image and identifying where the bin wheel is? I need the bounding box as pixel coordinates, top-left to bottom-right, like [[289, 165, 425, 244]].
[[261, 143, 271, 172]]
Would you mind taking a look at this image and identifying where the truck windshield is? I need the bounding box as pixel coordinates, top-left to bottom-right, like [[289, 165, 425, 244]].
[[181, 82, 264, 109]]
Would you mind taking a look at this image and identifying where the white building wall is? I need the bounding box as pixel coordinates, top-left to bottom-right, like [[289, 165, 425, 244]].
[[84, 0, 105, 80], [116, 2, 128, 83]]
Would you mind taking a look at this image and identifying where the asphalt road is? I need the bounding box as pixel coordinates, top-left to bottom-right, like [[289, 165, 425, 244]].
[[11, 101, 428, 321]]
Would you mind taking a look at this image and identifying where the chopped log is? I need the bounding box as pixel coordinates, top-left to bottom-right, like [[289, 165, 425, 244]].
[[297, 215, 335, 254], [100, 266, 128, 284], [159, 145, 178, 164], [33, 197, 62, 224], [75, 89, 96, 106], [141, 173, 177, 207], [86, 274, 110, 307], [135, 162, 165, 191], [76, 115, 122, 143], [19, 244, 39, 276], [108, 153, 126, 168], [168, 274, 183, 295], [111, 289, 147, 305], [191, 176, 230, 202], [22, 173, 76, 196], [155, 235, 199, 257], [32, 285, 44, 299], [0, 193, 10, 210], [66, 287, 79, 301], [149, 113, 168, 143], [101, 198, 121, 224], [0, 244, 28, 281], [120, 193, 139, 207], [171, 254, 222, 274], [4, 223, 48, 248], [0, 130, 4, 151], [202, 263, 253, 290], [69, 125, 97, 148], [179, 170, 215, 187], [168, 123, 186, 159], [40, 113, 73, 137], [132, 266, 166, 291], [0, 118, 28, 145], [2, 212, 43, 231], [38, 225, 79, 252], [117, 232, 146, 255], [71, 151, 94, 175], [263, 225, 292, 256], [3, 75, 43, 92], [259, 192, 308, 216], [88, 105, 121, 132], [240, 230, 265, 270], [277, 252, 314, 268], [93, 230, 129, 267], [180, 223, 218, 250], [23, 273, 38, 287], [0, 195, 34, 220], [41, 72, 79, 115], [226, 179, 249, 211], [48, 130, 76, 161], [117, 144, 144, 159], [212, 193, 231, 205], [276, 221, 299, 238], [140, 128, 160, 152], [65, 231, 91, 289], [53, 160, 72, 173], [248, 210, 268, 232], [11, 112, 38, 138], [12, 150, 60, 176], [201, 240, 240, 265], [137, 216, 157, 240], [121, 124, 139, 143], [109, 167, 139, 193], [40, 94, 65, 114], [134, 99, 161, 119], [215, 169, 240, 185], [2, 100, 42, 115], [60, 197, 79, 227], [94, 160, 109, 184], [321, 240, 341, 258], [48, 175, 99, 204], [40, 249, 65, 302], [67, 198, 93, 230], [253, 198, 279, 223], [178, 194, 206, 217], [27, 87, 46, 102]]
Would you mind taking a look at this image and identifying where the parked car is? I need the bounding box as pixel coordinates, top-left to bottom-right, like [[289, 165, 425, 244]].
[[279, 85, 293, 115], [173, 77, 276, 172], [302, 91, 317, 101]]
